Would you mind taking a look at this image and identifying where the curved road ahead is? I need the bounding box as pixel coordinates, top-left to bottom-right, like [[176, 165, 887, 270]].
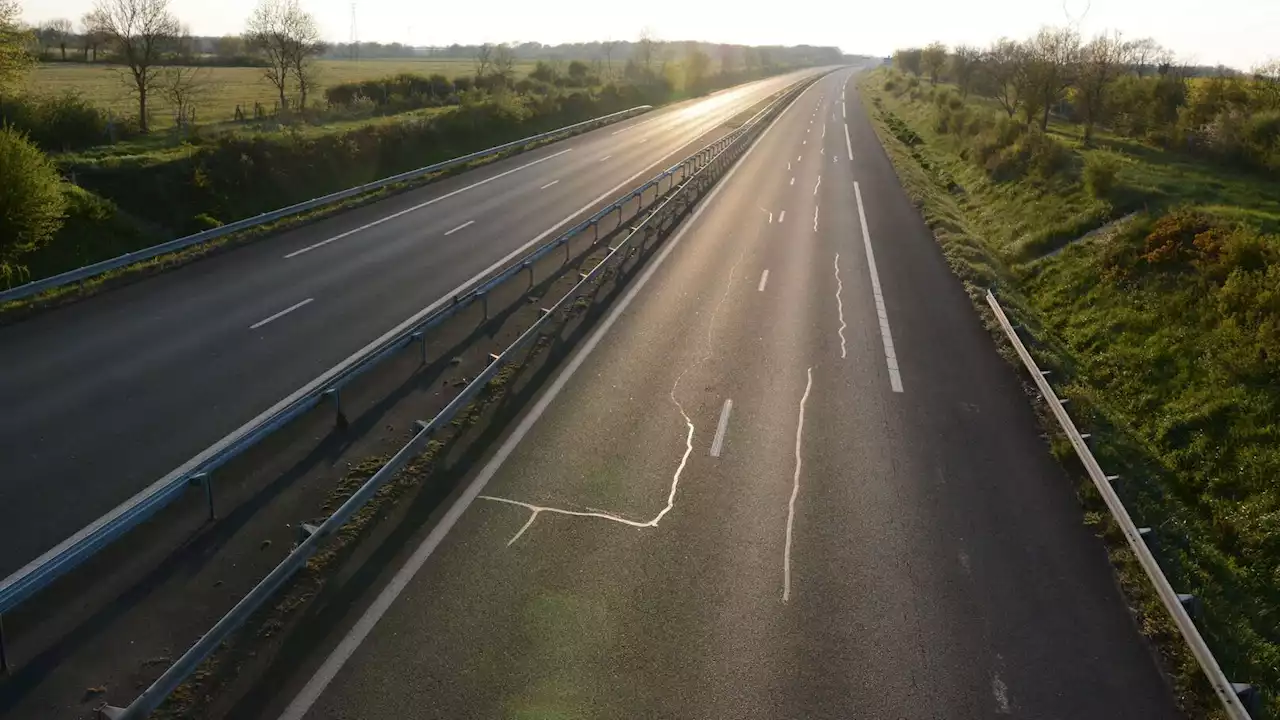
[[0, 70, 814, 579], [263, 69, 1179, 719]]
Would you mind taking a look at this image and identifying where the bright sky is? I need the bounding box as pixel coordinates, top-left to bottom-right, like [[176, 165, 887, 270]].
[[23, 0, 1280, 71]]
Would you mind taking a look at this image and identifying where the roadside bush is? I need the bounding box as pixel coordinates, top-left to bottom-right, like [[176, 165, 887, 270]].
[[1083, 151, 1123, 199], [19, 185, 157, 281], [0, 126, 67, 284], [0, 92, 108, 152]]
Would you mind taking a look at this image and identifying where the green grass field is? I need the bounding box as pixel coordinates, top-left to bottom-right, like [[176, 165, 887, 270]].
[[24, 58, 537, 128]]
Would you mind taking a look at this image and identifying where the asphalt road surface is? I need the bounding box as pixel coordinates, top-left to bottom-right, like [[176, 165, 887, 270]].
[[0, 70, 815, 579], [271, 70, 1180, 719]]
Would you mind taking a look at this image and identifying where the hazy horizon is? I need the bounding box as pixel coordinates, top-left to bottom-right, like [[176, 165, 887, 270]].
[[22, 0, 1280, 71]]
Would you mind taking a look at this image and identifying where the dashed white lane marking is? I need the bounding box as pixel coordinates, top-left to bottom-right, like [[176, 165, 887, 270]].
[[760, 206, 773, 224], [540, 180, 559, 190], [599, 154, 612, 162], [444, 220, 475, 236], [758, 268, 770, 292], [778, 210, 786, 223], [813, 175, 821, 195], [709, 399, 733, 457], [787, 161, 791, 170], [249, 298, 314, 329], [790, 177, 795, 186], [844, 123, 854, 161], [822, 124, 826, 139], [284, 148, 573, 258], [834, 254, 847, 359], [797, 155, 802, 162], [274, 84, 811, 720], [803, 139, 807, 145], [854, 181, 904, 393], [782, 367, 814, 603]]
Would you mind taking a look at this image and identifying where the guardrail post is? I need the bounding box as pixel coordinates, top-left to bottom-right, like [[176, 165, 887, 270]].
[[593, 221, 599, 243], [189, 472, 214, 520], [323, 388, 347, 429], [410, 330, 426, 364], [1, 612, 8, 673], [564, 237, 571, 264], [477, 292, 488, 320], [524, 261, 533, 289]]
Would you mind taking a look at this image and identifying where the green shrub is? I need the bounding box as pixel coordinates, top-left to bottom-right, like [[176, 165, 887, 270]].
[[0, 92, 108, 152], [0, 126, 67, 285], [1084, 151, 1123, 199]]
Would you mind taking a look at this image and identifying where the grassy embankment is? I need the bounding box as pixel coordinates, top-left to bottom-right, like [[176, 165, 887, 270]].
[[858, 66, 1280, 719]]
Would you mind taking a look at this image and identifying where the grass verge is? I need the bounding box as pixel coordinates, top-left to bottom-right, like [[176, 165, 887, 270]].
[[860, 67, 1280, 719]]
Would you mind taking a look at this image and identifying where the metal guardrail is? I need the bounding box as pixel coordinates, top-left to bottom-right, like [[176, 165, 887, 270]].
[[985, 290, 1259, 719], [92, 75, 816, 719], [0, 105, 652, 305]]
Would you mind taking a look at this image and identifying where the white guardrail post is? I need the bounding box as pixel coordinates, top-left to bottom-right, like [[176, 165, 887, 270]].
[[87, 75, 821, 719], [985, 289, 1258, 719], [0, 105, 653, 305]]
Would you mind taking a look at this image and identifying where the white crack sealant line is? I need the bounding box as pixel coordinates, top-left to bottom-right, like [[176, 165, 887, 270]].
[[813, 205, 819, 233], [782, 367, 814, 603], [813, 175, 821, 195], [834, 254, 847, 359], [854, 181, 903, 393], [481, 222, 756, 545]]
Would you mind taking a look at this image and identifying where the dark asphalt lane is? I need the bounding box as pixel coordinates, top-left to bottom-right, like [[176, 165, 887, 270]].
[[0, 70, 817, 579], [272, 70, 1179, 719]]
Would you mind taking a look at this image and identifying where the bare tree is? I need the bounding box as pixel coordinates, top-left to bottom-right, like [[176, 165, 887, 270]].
[[979, 38, 1025, 118], [78, 15, 105, 61], [636, 27, 656, 72], [921, 41, 947, 85], [950, 44, 980, 98], [245, 0, 320, 113], [491, 42, 515, 87], [1250, 59, 1280, 110], [160, 63, 209, 126], [600, 38, 618, 78], [44, 18, 74, 60], [1124, 37, 1168, 78], [473, 42, 492, 78], [1025, 26, 1081, 131], [86, 0, 180, 132], [291, 38, 322, 109], [1077, 32, 1127, 142]]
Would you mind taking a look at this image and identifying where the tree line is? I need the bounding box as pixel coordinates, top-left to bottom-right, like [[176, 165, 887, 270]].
[[891, 31, 1280, 172]]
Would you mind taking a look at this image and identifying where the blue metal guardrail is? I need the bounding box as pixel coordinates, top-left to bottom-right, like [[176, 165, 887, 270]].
[[0, 79, 811, 627], [0, 105, 652, 306], [986, 291, 1259, 719], [92, 76, 816, 719]]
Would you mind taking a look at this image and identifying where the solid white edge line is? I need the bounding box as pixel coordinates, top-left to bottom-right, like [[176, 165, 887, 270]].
[[709, 398, 733, 457], [443, 220, 475, 236], [854, 181, 904, 393], [540, 180, 559, 190], [249, 298, 314, 330], [284, 148, 574, 258], [757, 268, 769, 292], [276, 78, 818, 720]]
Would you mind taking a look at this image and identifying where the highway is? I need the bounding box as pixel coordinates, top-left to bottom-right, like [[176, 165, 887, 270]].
[[0, 70, 812, 580], [266, 70, 1180, 719]]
